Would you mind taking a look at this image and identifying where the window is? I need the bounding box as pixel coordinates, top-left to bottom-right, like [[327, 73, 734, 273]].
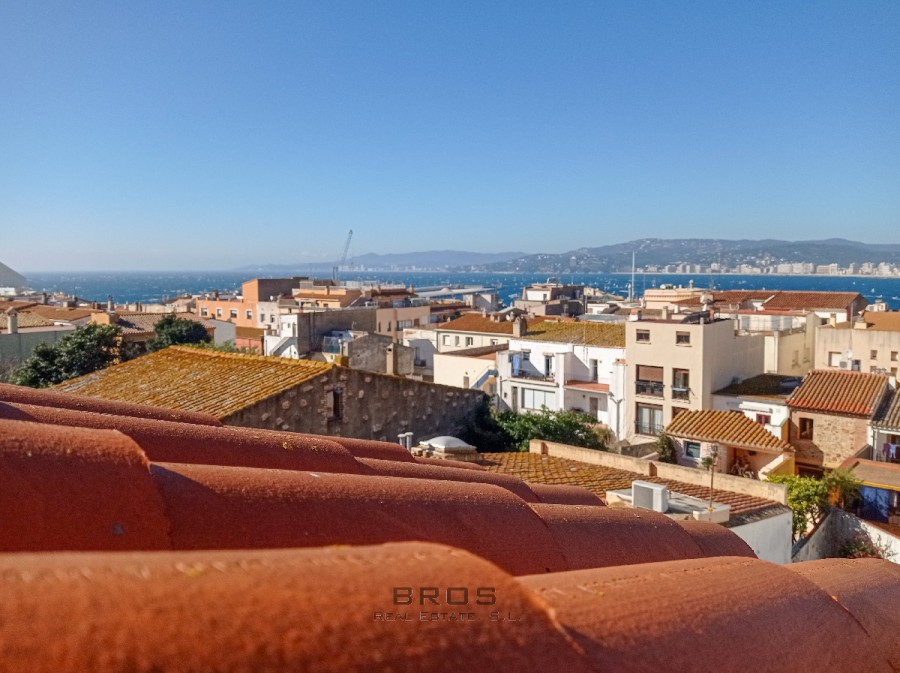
[[828, 352, 842, 367], [892, 367, 898, 377], [216, 308, 222, 317], [636, 365, 664, 397], [636, 329, 650, 343], [246, 310, 253, 320], [270, 315, 275, 323], [442, 335, 450, 346], [465, 337, 474, 347], [522, 350, 530, 362], [229, 309, 238, 319], [454, 336, 460, 346], [871, 350, 878, 360], [521, 388, 556, 410], [387, 322, 392, 332], [327, 388, 343, 421], [672, 369, 690, 400], [259, 313, 266, 323], [892, 351, 898, 362], [675, 331, 690, 345], [462, 375, 470, 388], [635, 404, 663, 435], [756, 413, 771, 426], [684, 441, 701, 460], [799, 417, 814, 440], [590, 359, 599, 382], [490, 338, 499, 345], [544, 355, 553, 376], [200, 307, 208, 317]]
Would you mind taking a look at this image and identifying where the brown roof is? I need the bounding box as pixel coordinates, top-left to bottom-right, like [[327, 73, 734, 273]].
[[55, 347, 332, 418], [671, 290, 865, 312], [437, 313, 524, 334], [874, 389, 900, 430], [713, 374, 799, 399], [523, 321, 626, 347], [836, 310, 900, 332], [0, 311, 56, 329], [787, 369, 889, 416], [25, 305, 101, 322], [564, 380, 611, 393], [113, 311, 211, 335], [665, 410, 793, 453], [842, 459, 900, 491], [479, 451, 788, 526]]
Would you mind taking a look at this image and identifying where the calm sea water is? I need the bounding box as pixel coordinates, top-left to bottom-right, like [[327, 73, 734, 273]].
[[22, 270, 900, 310]]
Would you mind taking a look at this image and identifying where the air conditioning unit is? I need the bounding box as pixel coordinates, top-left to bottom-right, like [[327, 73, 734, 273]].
[[632, 481, 668, 513], [839, 360, 850, 369]]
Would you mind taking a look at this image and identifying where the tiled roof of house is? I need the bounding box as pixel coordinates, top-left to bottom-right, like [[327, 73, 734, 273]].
[[478, 451, 788, 526], [55, 347, 332, 418], [113, 311, 211, 335], [25, 304, 101, 322], [671, 290, 865, 311], [665, 410, 793, 453], [437, 313, 549, 334], [787, 369, 889, 416], [0, 311, 56, 329], [713, 374, 799, 399], [1, 386, 898, 671], [836, 310, 900, 331], [522, 321, 626, 347], [440, 343, 509, 358], [873, 389, 900, 430]]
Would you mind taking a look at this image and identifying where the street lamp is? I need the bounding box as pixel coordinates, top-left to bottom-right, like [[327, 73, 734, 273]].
[[707, 445, 720, 513]]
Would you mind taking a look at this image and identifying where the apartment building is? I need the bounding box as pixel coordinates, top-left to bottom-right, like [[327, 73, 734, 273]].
[[434, 313, 549, 353], [816, 310, 900, 378], [626, 312, 764, 442]]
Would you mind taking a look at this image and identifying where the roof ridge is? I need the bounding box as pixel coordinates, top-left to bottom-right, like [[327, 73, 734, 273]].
[[170, 345, 334, 369]]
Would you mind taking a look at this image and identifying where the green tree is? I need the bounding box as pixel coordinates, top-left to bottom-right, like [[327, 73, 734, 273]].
[[655, 432, 676, 463], [768, 474, 830, 541], [148, 315, 211, 351], [823, 468, 862, 510], [13, 323, 122, 388], [492, 407, 608, 452]]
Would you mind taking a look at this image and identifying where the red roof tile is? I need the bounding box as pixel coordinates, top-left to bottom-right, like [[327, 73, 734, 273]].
[[675, 519, 756, 557], [666, 409, 793, 452], [787, 369, 889, 416], [527, 482, 605, 506], [0, 419, 170, 552], [0, 543, 595, 673], [519, 556, 894, 673], [0, 382, 222, 426]]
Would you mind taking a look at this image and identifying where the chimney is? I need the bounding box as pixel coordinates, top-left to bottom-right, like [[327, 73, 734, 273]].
[[5, 309, 17, 334], [829, 313, 838, 328], [213, 290, 220, 300], [106, 295, 114, 312], [661, 306, 670, 321], [629, 308, 642, 322], [40, 292, 48, 305], [512, 316, 527, 338], [708, 308, 715, 324]]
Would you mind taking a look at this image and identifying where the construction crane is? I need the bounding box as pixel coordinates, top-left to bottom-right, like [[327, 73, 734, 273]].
[[333, 229, 353, 281]]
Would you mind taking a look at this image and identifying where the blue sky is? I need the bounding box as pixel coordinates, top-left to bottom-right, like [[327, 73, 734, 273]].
[[2, 1, 898, 271]]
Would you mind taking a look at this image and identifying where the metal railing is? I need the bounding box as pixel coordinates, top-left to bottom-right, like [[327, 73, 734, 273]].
[[635, 380, 664, 397], [634, 421, 664, 436], [672, 386, 690, 400], [512, 371, 555, 383]]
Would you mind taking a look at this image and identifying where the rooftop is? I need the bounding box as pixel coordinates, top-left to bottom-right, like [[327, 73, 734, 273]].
[[835, 310, 900, 332], [665, 410, 793, 453], [437, 313, 550, 335], [0, 311, 56, 330], [111, 311, 211, 335], [787, 369, 889, 416], [478, 451, 788, 527], [671, 290, 865, 311], [522, 320, 626, 348], [874, 389, 900, 430], [55, 346, 332, 418], [714, 374, 801, 400], [842, 458, 900, 491]]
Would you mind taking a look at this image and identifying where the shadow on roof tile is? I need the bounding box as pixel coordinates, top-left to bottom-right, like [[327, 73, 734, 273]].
[[675, 519, 755, 558]]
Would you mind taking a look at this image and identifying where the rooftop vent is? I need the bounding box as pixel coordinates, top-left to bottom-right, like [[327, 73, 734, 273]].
[[632, 480, 668, 513]]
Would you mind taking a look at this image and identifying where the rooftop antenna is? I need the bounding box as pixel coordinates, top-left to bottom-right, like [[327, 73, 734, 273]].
[[629, 251, 636, 303]]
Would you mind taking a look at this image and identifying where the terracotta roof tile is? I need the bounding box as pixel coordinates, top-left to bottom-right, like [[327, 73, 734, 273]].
[[761, 291, 865, 310], [665, 410, 793, 452], [527, 482, 605, 506], [109, 311, 211, 335], [0, 382, 222, 426], [0, 419, 170, 552], [438, 313, 549, 335], [0, 401, 369, 473], [149, 462, 568, 575], [675, 519, 757, 557], [0, 543, 595, 673], [519, 555, 894, 673], [0, 311, 56, 329], [22, 305, 101, 322], [713, 373, 798, 399], [479, 452, 787, 525], [837, 310, 900, 331], [787, 369, 889, 416], [522, 321, 625, 347], [56, 346, 333, 418]]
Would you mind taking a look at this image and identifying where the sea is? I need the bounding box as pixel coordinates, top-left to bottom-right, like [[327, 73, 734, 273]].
[[20, 270, 900, 310]]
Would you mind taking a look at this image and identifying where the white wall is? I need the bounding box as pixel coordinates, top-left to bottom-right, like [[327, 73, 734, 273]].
[[730, 511, 793, 564]]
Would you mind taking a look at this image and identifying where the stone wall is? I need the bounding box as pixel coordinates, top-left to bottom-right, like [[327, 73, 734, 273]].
[[293, 308, 377, 354], [224, 366, 486, 443], [789, 410, 870, 468], [348, 334, 414, 376]]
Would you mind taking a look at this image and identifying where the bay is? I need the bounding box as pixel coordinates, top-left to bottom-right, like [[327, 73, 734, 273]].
[[21, 270, 900, 310]]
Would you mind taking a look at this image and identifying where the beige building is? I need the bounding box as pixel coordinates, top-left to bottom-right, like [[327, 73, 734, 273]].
[[625, 314, 764, 441], [815, 310, 900, 378], [434, 313, 549, 353], [433, 344, 505, 395]]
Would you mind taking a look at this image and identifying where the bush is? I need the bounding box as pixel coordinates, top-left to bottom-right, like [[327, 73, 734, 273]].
[[148, 315, 211, 351], [13, 323, 122, 388], [768, 474, 830, 541], [494, 407, 608, 452], [655, 432, 676, 463], [840, 532, 894, 560], [823, 468, 861, 510]]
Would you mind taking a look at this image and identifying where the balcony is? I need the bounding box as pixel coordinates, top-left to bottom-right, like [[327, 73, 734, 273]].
[[635, 380, 664, 397], [512, 371, 555, 383], [672, 386, 690, 401], [634, 421, 664, 436]]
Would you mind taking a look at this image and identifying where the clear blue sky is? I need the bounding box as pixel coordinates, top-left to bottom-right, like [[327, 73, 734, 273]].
[[2, 1, 898, 271]]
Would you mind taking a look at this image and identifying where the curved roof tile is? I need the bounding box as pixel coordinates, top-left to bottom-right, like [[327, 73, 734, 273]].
[[530, 504, 709, 569], [0, 381, 221, 426], [519, 556, 893, 673], [787, 369, 889, 416], [149, 463, 568, 576], [0, 401, 365, 474], [789, 557, 900, 671], [0, 419, 170, 552], [675, 519, 756, 558], [0, 543, 595, 673], [527, 483, 605, 506], [666, 410, 793, 452]]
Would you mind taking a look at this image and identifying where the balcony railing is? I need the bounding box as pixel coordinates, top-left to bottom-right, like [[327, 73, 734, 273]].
[[634, 421, 664, 436], [511, 371, 555, 383], [672, 386, 690, 401], [635, 380, 664, 397]]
